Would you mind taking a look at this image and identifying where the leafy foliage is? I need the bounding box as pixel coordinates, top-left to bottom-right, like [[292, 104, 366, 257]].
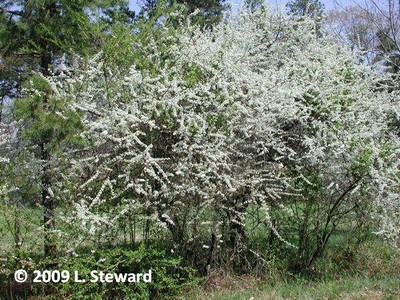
[[57, 245, 198, 300]]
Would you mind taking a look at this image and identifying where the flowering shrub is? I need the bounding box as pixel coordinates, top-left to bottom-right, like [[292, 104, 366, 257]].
[[2, 7, 399, 271]]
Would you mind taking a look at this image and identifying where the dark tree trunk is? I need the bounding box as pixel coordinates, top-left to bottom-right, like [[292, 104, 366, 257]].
[[40, 141, 56, 257], [40, 3, 56, 256]]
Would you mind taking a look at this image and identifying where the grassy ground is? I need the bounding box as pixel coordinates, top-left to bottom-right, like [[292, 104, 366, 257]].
[[0, 205, 43, 255], [183, 275, 400, 299], [0, 205, 147, 258], [181, 238, 400, 300]]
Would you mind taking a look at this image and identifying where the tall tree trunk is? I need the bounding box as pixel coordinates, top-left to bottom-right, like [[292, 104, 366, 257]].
[[14, 209, 21, 251], [41, 141, 56, 257], [40, 22, 56, 256]]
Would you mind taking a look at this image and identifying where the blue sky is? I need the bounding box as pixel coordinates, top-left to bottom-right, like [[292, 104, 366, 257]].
[[127, 0, 352, 13]]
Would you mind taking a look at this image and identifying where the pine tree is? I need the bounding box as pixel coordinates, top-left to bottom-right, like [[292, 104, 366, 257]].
[[0, 0, 129, 257], [286, 0, 324, 19], [140, 0, 228, 27]]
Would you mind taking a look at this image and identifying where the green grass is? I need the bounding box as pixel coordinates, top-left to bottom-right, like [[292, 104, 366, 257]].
[[181, 236, 400, 300], [0, 204, 150, 258], [183, 275, 400, 300], [0, 204, 43, 256]]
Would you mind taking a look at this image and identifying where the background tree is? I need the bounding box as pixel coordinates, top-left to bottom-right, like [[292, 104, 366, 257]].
[[0, 0, 130, 257], [286, 0, 325, 19], [325, 6, 376, 61], [245, 0, 264, 13], [326, 0, 399, 77], [140, 0, 228, 27]]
